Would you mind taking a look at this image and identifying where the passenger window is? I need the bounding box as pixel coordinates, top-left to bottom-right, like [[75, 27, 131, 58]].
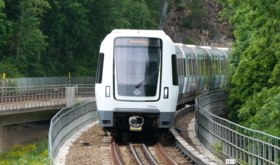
[[172, 55, 178, 85], [182, 59, 184, 76], [199, 54, 202, 76], [206, 56, 210, 75], [189, 54, 193, 76], [186, 53, 190, 76], [96, 53, 104, 84], [177, 58, 181, 76], [215, 56, 218, 74], [179, 58, 182, 77], [192, 55, 196, 76], [212, 55, 216, 75], [202, 55, 205, 75], [183, 59, 186, 77], [218, 55, 221, 74], [221, 55, 226, 74]]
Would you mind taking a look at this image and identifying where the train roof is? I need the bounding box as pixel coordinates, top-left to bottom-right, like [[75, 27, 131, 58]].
[[175, 43, 233, 51], [111, 29, 166, 35]]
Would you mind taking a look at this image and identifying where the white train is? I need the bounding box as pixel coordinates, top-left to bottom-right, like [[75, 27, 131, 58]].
[[95, 29, 232, 133]]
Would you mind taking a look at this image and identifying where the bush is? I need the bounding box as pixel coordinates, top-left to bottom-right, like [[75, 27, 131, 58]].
[[0, 138, 52, 165]]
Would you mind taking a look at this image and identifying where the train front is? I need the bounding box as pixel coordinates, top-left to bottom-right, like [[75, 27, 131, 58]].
[[95, 30, 178, 133]]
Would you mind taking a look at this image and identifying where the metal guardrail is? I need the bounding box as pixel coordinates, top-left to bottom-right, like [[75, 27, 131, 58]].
[[0, 77, 95, 87], [195, 91, 280, 165], [0, 84, 94, 111], [171, 105, 216, 165], [48, 99, 98, 163]]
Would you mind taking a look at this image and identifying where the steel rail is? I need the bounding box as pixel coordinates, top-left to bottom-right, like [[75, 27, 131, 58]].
[[154, 143, 178, 165], [129, 143, 142, 165], [111, 140, 124, 165], [142, 144, 158, 165]]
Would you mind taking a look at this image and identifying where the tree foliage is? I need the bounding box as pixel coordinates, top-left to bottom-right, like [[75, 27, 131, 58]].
[[217, 0, 280, 135], [0, 0, 171, 78]]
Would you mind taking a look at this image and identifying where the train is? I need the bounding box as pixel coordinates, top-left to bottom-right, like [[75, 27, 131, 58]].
[[95, 29, 232, 134]]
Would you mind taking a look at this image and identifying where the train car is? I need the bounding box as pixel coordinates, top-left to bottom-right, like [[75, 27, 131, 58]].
[[95, 29, 232, 133], [175, 44, 232, 106], [200, 46, 231, 90], [95, 29, 179, 133]]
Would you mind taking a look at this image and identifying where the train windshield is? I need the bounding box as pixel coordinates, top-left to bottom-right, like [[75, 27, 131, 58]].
[[114, 37, 162, 101]]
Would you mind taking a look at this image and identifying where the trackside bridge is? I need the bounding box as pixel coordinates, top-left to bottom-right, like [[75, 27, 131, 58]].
[[0, 77, 95, 150]]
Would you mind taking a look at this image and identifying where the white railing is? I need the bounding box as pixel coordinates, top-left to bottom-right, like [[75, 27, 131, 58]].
[[48, 99, 98, 163], [0, 84, 94, 112], [195, 91, 280, 165]]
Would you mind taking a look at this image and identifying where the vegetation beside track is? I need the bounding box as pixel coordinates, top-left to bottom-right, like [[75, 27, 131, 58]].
[[218, 0, 280, 137], [0, 138, 51, 165]]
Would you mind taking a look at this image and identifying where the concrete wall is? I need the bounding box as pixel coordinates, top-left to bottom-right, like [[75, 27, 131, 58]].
[[0, 122, 49, 151]]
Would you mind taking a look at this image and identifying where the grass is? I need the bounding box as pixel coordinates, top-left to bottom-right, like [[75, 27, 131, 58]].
[[0, 138, 52, 165]]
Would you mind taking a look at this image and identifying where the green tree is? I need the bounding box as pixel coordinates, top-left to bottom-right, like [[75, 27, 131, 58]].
[[41, 0, 93, 76], [0, 0, 11, 48], [2, 0, 50, 77], [0, 0, 166, 77], [217, 0, 280, 135]]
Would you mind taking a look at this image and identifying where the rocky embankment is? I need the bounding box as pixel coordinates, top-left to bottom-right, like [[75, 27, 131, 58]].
[[164, 1, 234, 47]]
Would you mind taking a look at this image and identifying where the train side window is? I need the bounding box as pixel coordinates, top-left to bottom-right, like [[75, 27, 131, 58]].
[[216, 56, 219, 74], [179, 58, 182, 76], [211, 55, 215, 75], [186, 53, 190, 76], [183, 59, 186, 77], [204, 56, 207, 75], [96, 53, 104, 84], [172, 55, 179, 85], [181, 58, 185, 76], [189, 54, 193, 76], [182, 59, 184, 76], [206, 55, 210, 75], [221, 55, 226, 74], [198, 54, 202, 76], [177, 58, 181, 77], [202, 55, 205, 75], [191, 54, 195, 76], [218, 55, 222, 74]]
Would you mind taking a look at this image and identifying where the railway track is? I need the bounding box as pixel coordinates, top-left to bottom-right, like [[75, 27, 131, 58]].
[[111, 139, 179, 165], [105, 106, 219, 165], [109, 105, 212, 165], [111, 139, 124, 165]]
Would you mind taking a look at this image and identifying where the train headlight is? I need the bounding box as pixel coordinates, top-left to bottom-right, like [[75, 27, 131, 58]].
[[164, 87, 168, 99], [129, 117, 137, 125], [105, 86, 110, 97]]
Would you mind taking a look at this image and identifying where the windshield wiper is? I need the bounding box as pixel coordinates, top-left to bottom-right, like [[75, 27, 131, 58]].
[[135, 69, 160, 88]]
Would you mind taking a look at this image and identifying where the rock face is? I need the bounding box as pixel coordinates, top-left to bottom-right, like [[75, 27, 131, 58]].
[[164, 1, 234, 47]]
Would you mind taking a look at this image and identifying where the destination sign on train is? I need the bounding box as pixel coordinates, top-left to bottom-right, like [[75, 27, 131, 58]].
[[114, 37, 161, 46]]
